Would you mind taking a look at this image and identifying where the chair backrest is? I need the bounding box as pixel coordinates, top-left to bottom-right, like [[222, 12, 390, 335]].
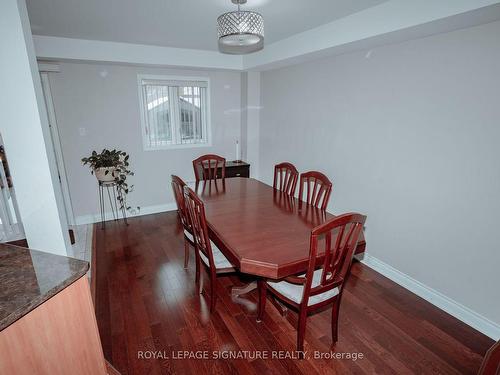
[[298, 171, 333, 210], [273, 162, 299, 196], [192, 154, 226, 182], [183, 186, 216, 269], [171, 175, 189, 229], [289, 213, 366, 307]]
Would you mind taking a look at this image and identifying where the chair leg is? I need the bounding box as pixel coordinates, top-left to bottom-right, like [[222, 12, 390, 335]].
[[209, 271, 217, 313], [297, 308, 308, 354], [183, 238, 189, 269], [331, 297, 341, 344], [257, 279, 267, 322], [195, 256, 201, 294]]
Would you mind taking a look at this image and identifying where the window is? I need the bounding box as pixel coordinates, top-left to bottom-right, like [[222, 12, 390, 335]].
[[138, 75, 210, 150]]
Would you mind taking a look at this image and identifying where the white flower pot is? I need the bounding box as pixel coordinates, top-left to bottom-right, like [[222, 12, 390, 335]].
[[94, 167, 117, 182]]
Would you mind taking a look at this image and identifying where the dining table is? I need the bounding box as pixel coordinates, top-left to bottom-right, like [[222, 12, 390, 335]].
[[193, 177, 366, 296]]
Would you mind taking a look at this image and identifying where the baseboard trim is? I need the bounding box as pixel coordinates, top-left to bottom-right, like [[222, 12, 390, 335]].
[[357, 253, 500, 340], [75, 203, 177, 225]]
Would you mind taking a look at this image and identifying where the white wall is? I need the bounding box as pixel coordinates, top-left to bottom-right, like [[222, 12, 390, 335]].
[[246, 72, 261, 179], [240, 73, 248, 162], [48, 62, 242, 222], [259, 20, 500, 335], [0, 0, 70, 255], [240, 72, 261, 179]]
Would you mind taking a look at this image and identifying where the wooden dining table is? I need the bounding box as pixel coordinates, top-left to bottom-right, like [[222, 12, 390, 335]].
[[193, 178, 366, 287]]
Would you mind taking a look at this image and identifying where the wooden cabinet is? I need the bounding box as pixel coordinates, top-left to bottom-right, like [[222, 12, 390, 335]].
[[0, 277, 108, 375], [225, 161, 250, 178], [201, 161, 251, 179]]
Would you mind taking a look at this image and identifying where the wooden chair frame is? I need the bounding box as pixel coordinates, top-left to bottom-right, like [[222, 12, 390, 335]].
[[298, 171, 333, 210], [257, 213, 367, 353], [192, 154, 226, 183], [171, 175, 194, 269], [273, 162, 299, 196], [183, 186, 234, 312], [478, 340, 500, 375]]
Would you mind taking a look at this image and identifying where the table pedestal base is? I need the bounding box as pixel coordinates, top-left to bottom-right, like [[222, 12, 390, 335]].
[[270, 296, 288, 316], [231, 280, 289, 318], [231, 281, 257, 297]]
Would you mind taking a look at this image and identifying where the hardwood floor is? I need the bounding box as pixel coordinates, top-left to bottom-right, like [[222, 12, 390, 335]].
[[94, 212, 493, 375]]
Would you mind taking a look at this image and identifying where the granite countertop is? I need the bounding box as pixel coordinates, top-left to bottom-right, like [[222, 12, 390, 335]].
[[0, 244, 89, 331]]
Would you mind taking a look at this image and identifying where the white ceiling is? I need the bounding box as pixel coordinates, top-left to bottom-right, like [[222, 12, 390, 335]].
[[26, 0, 389, 51]]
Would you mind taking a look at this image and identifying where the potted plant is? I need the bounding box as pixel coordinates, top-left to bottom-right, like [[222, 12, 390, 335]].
[[81, 149, 134, 211]]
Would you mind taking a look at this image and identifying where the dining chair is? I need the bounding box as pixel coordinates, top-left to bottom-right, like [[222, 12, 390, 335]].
[[257, 212, 367, 353], [183, 185, 235, 312], [192, 154, 226, 182], [171, 175, 194, 269], [298, 171, 333, 210], [273, 162, 299, 196], [478, 339, 500, 375]]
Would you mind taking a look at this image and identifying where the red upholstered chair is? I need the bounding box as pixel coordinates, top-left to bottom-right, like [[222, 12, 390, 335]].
[[273, 162, 298, 196], [171, 175, 193, 269], [257, 213, 367, 353], [298, 171, 333, 210], [183, 186, 235, 312], [192, 154, 226, 182]]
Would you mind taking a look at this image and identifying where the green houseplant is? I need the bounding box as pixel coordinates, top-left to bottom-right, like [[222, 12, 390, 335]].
[[81, 149, 134, 211]]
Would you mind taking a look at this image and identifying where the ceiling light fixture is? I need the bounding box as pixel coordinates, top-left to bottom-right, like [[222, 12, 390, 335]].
[[217, 0, 264, 54]]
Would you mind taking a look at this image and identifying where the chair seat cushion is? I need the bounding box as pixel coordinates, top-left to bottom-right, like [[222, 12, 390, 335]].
[[198, 241, 234, 270], [184, 229, 194, 242], [267, 269, 339, 306], [184, 228, 233, 270]]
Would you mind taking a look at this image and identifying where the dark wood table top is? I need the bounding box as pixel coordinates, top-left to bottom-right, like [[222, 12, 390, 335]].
[[194, 178, 366, 279]]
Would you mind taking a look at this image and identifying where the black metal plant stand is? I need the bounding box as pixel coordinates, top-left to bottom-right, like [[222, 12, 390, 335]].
[[98, 180, 128, 229]]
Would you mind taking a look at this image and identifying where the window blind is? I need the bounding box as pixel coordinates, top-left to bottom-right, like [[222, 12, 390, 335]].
[[139, 77, 209, 149]]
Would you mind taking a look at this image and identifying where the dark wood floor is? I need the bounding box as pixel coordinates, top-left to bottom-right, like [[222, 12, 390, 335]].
[[94, 212, 493, 375]]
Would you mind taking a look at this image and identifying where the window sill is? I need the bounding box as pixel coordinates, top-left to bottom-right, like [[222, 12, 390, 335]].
[[143, 142, 212, 151]]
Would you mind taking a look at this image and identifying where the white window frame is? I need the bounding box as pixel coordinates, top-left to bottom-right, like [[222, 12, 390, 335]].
[[137, 74, 212, 151]]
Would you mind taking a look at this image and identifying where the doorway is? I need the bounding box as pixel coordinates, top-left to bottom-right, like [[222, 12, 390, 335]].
[[0, 135, 24, 242], [39, 70, 75, 225]]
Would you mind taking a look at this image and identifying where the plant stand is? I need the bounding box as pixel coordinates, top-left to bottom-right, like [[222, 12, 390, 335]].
[[98, 181, 128, 229]]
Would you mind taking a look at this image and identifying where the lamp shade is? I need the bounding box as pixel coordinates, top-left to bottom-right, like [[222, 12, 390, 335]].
[[217, 10, 264, 54]]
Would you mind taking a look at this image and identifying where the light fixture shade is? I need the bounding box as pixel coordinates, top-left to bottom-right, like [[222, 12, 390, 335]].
[[217, 10, 264, 54]]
